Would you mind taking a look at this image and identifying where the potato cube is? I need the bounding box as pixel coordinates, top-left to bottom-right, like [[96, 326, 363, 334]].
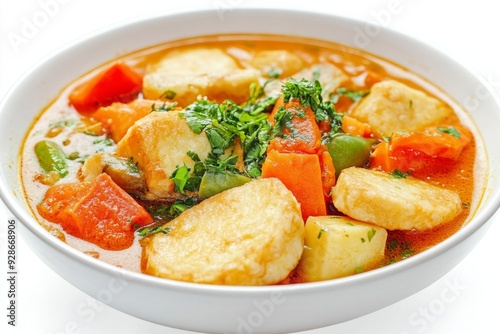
[[297, 216, 387, 281]]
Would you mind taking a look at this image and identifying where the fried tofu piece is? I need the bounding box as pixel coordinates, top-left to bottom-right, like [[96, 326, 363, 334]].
[[264, 62, 348, 97], [350, 80, 452, 138], [331, 167, 462, 231], [142, 178, 305, 285], [80, 153, 146, 197], [143, 48, 260, 106], [115, 110, 212, 201], [293, 63, 348, 97], [91, 99, 174, 142], [250, 50, 304, 78]]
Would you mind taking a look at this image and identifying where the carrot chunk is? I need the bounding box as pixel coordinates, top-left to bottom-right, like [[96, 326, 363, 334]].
[[37, 173, 152, 250], [341, 115, 372, 138], [69, 62, 143, 113], [267, 96, 322, 154], [318, 148, 336, 198], [262, 150, 326, 220]]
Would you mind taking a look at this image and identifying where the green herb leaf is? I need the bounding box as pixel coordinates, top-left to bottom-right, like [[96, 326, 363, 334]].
[[151, 102, 178, 112], [160, 90, 177, 100], [138, 225, 171, 237], [281, 78, 343, 143], [390, 169, 412, 179], [437, 126, 461, 139], [367, 228, 376, 242], [170, 165, 190, 195], [330, 87, 370, 103]]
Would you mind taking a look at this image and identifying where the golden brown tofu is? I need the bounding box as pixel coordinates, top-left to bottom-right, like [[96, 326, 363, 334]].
[[250, 50, 304, 78], [142, 178, 305, 285], [143, 47, 260, 106], [115, 110, 212, 200], [351, 80, 452, 138], [331, 167, 462, 231], [293, 63, 348, 97]]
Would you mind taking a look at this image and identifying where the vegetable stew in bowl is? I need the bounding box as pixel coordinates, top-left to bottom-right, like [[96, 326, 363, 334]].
[[21, 34, 483, 285]]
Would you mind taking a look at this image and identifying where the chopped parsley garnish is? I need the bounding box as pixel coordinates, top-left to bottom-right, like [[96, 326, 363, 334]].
[[367, 228, 376, 242], [390, 169, 412, 179], [145, 197, 198, 221], [160, 90, 177, 100], [138, 225, 171, 237], [386, 240, 416, 260], [330, 87, 370, 103], [317, 228, 327, 239], [170, 165, 191, 195], [437, 126, 461, 139], [151, 101, 177, 112], [281, 78, 343, 143], [181, 97, 275, 177]]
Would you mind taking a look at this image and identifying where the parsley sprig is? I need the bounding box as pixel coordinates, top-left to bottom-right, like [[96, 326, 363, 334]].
[[281, 78, 343, 142], [181, 96, 276, 177]]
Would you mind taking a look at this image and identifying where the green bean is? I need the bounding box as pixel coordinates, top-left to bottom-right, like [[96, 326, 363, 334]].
[[34, 140, 68, 177]]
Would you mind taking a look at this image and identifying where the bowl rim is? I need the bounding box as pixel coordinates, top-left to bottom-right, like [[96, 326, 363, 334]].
[[1, 6, 500, 295]]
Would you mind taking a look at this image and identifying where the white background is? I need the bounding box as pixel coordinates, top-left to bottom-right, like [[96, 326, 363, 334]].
[[1, 0, 500, 333]]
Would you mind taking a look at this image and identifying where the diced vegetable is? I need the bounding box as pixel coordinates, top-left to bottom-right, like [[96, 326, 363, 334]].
[[262, 149, 326, 220], [341, 115, 372, 138], [296, 216, 387, 281], [37, 173, 153, 250], [326, 134, 376, 178], [198, 171, 251, 200], [34, 140, 68, 178], [69, 62, 142, 113], [370, 126, 471, 174], [390, 126, 471, 160], [91, 99, 164, 142], [80, 153, 146, 197], [267, 96, 322, 154], [318, 149, 336, 198]]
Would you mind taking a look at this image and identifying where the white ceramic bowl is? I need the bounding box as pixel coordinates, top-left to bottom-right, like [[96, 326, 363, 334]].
[[1, 8, 500, 334]]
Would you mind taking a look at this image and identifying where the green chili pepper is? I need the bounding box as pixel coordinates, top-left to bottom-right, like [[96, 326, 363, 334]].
[[34, 140, 68, 177], [326, 134, 376, 178], [198, 171, 251, 200]]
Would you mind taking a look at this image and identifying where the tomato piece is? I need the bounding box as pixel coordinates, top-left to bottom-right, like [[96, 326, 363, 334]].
[[37, 173, 152, 250], [390, 126, 471, 160], [370, 125, 471, 174], [69, 62, 143, 113]]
